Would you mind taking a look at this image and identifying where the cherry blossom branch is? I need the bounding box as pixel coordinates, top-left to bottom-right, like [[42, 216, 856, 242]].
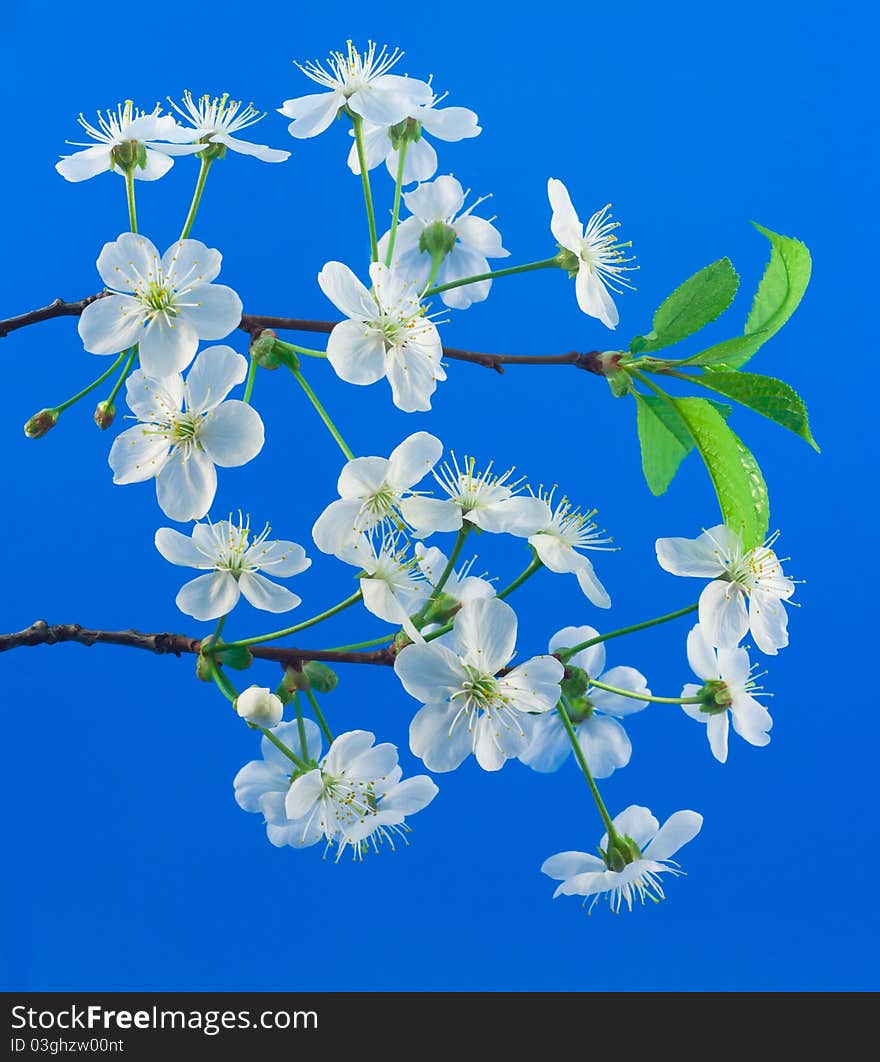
[[0, 297, 606, 375], [0, 620, 393, 668]]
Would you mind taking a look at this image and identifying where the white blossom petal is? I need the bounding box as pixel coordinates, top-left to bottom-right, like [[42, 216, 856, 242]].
[[176, 570, 240, 620], [239, 571, 301, 613], [78, 294, 144, 355], [547, 178, 583, 251], [326, 320, 387, 385], [198, 401, 264, 467], [642, 811, 704, 861], [108, 425, 169, 484], [156, 446, 217, 521], [184, 346, 248, 413], [699, 580, 750, 649]]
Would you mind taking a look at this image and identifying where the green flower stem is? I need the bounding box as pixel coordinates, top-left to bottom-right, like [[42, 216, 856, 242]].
[[209, 661, 239, 703], [180, 157, 213, 241], [289, 365, 355, 460], [497, 556, 544, 599], [420, 253, 445, 296], [557, 696, 620, 841], [258, 725, 309, 772], [293, 692, 310, 760], [588, 677, 704, 705], [124, 169, 138, 233], [424, 256, 561, 298], [243, 356, 258, 404], [54, 349, 129, 414], [350, 111, 379, 261], [213, 590, 363, 652], [385, 140, 410, 266], [305, 687, 334, 745], [281, 342, 327, 360], [411, 525, 470, 625], [416, 557, 544, 647], [558, 603, 699, 660], [325, 632, 396, 652], [102, 347, 137, 406], [211, 614, 227, 642]]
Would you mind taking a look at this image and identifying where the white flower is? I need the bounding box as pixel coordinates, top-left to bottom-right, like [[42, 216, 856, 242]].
[[400, 454, 551, 538], [155, 513, 310, 620], [55, 101, 200, 183], [79, 233, 243, 379], [234, 720, 325, 848], [169, 91, 290, 162], [109, 346, 264, 522], [348, 93, 480, 184], [655, 524, 795, 654], [319, 261, 445, 412], [336, 531, 427, 642], [680, 624, 772, 762], [520, 626, 650, 778], [284, 730, 439, 860], [414, 543, 495, 607], [236, 686, 284, 728], [528, 489, 613, 608], [547, 177, 636, 329], [542, 805, 703, 914], [279, 41, 431, 139], [312, 431, 443, 557], [378, 176, 508, 309], [395, 597, 564, 772]]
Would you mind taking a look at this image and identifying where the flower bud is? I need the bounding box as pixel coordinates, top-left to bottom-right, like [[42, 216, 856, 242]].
[[249, 329, 282, 369], [419, 220, 457, 260], [303, 660, 339, 694], [93, 399, 115, 430], [235, 686, 284, 728], [24, 408, 59, 439], [281, 666, 310, 695]]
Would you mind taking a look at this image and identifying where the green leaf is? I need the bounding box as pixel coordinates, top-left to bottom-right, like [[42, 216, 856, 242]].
[[634, 393, 692, 495], [630, 258, 739, 354], [683, 223, 811, 369], [634, 393, 732, 495], [693, 371, 820, 451], [672, 397, 769, 550]]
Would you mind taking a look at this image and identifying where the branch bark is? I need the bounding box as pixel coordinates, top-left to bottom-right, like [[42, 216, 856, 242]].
[[0, 621, 394, 668], [0, 295, 605, 374]]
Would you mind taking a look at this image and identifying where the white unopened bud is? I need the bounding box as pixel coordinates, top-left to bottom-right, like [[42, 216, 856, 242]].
[[235, 686, 284, 728]]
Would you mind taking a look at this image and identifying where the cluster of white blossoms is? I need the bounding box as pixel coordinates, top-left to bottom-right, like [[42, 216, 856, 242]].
[[40, 41, 801, 916]]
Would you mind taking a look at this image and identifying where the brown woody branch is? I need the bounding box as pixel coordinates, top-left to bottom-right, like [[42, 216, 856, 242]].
[[0, 295, 605, 375], [0, 620, 394, 668]]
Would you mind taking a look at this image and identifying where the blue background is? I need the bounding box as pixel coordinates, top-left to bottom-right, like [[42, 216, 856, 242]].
[[1, 1, 875, 991]]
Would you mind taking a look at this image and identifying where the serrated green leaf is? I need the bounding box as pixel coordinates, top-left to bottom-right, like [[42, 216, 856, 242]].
[[633, 393, 732, 495], [672, 397, 769, 549], [630, 258, 739, 354], [693, 371, 819, 451], [682, 224, 811, 369]]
